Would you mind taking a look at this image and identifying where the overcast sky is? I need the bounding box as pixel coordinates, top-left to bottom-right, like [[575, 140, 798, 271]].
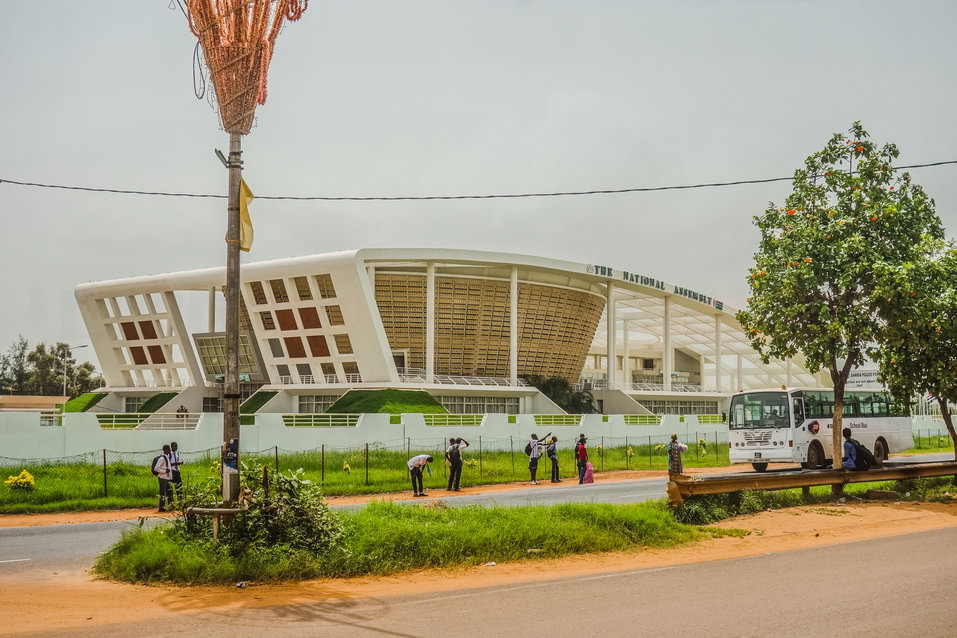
[[2, 0, 955, 371]]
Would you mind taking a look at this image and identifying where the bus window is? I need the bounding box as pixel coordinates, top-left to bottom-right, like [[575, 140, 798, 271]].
[[792, 397, 805, 424], [729, 392, 790, 429]]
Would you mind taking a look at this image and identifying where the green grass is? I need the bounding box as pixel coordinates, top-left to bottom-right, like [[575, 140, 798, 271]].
[[900, 430, 955, 455], [239, 391, 278, 425], [0, 441, 732, 513], [139, 392, 177, 413], [95, 500, 713, 583], [62, 393, 107, 413], [325, 389, 448, 414]]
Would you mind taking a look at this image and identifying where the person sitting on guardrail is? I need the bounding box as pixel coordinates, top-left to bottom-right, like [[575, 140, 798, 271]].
[[668, 434, 688, 476], [407, 454, 433, 497]]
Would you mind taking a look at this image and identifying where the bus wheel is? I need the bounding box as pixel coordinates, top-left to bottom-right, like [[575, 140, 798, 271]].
[[806, 442, 824, 469], [873, 438, 888, 467], [751, 462, 769, 472]]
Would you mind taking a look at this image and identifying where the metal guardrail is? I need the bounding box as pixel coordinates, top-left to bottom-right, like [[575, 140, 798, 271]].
[[666, 460, 957, 507], [281, 413, 360, 427], [622, 414, 663, 425], [95, 413, 201, 430], [575, 380, 707, 393], [423, 414, 484, 427], [534, 414, 583, 426]]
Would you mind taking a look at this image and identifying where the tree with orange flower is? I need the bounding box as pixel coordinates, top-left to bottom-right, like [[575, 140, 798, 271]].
[[737, 122, 942, 471]]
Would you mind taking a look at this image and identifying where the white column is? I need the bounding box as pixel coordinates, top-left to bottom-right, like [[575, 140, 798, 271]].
[[208, 287, 216, 333], [786, 359, 793, 387], [509, 265, 518, 385], [736, 354, 743, 392], [426, 262, 435, 383], [606, 283, 616, 388], [663, 296, 673, 391], [622, 317, 630, 391], [714, 315, 722, 393]]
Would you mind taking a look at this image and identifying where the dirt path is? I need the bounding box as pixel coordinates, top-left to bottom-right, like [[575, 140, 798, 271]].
[[1, 501, 954, 636], [0, 463, 775, 529]]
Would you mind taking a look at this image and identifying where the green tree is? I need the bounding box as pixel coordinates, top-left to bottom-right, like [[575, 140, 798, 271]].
[[523, 375, 598, 414], [5, 337, 30, 394], [737, 122, 942, 467], [26, 343, 61, 396], [873, 241, 957, 459]]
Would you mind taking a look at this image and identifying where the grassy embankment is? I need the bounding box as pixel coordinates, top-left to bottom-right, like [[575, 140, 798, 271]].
[[325, 388, 449, 413], [95, 500, 734, 583], [0, 439, 730, 513]]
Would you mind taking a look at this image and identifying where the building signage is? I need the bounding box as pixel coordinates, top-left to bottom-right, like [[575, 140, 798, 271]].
[[587, 264, 725, 311]]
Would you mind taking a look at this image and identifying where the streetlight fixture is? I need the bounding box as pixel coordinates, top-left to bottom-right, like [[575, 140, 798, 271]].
[[62, 345, 88, 398]]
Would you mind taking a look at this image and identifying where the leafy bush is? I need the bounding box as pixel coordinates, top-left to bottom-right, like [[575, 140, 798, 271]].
[[4, 470, 36, 491]]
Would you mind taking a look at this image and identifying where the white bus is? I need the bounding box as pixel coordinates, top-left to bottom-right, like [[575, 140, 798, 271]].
[[729, 387, 911, 472]]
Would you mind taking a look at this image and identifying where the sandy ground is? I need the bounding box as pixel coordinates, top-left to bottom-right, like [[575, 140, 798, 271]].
[[1, 499, 955, 636], [0, 463, 780, 529]]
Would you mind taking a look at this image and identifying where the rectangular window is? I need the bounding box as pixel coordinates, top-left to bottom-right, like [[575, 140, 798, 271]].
[[299, 306, 322, 329], [643, 358, 655, 370], [296, 363, 313, 382], [298, 395, 340, 413], [325, 305, 345, 325], [277, 364, 291, 377], [283, 336, 307, 358], [269, 279, 289, 303], [275, 309, 298, 331], [202, 396, 222, 412], [342, 362, 360, 377], [307, 335, 330, 357], [333, 334, 353, 354], [320, 362, 336, 377], [259, 311, 276, 330], [293, 276, 313, 301], [315, 274, 336, 299], [268, 338, 284, 358], [125, 397, 147, 412], [249, 281, 268, 305]]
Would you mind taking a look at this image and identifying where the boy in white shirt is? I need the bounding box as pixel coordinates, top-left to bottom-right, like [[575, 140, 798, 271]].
[[407, 454, 433, 497]]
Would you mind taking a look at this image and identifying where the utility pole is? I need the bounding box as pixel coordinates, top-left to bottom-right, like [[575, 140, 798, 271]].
[[222, 132, 242, 504]]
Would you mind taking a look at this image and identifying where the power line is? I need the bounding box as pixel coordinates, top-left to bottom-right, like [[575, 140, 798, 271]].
[[1, 160, 956, 202]]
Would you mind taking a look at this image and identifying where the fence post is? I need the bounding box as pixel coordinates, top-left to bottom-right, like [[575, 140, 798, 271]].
[[479, 436, 483, 477], [695, 431, 699, 460], [365, 442, 370, 485], [102, 449, 108, 498], [626, 436, 629, 469], [648, 436, 652, 469], [715, 431, 720, 465], [510, 435, 515, 478], [601, 436, 604, 472], [321, 444, 325, 486], [274, 445, 279, 473]]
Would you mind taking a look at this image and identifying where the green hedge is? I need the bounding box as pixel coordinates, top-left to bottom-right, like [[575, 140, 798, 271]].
[[325, 389, 448, 414]]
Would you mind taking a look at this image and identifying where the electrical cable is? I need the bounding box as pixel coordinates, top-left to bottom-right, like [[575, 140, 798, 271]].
[[1, 160, 955, 202]]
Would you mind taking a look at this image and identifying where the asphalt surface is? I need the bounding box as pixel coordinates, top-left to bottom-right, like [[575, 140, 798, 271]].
[[12, 525, 957, 637]]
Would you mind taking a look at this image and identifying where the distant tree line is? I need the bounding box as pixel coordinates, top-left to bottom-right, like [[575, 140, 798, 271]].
[[522, 375, 598, 414], [0, 336, 103, 398]]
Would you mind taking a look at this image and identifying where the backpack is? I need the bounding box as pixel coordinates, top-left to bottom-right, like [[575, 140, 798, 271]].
[[524, 441, 533, 456], [151, 455, 162, 476], [448, 443, 461, 462], [851, 439, 874, 470]]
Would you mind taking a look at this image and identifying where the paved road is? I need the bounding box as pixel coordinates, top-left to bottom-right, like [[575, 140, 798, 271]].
[[12, 525, 957, 637]]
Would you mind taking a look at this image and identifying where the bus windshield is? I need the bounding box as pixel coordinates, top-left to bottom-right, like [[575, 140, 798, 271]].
[[730, 392, 791, 429]]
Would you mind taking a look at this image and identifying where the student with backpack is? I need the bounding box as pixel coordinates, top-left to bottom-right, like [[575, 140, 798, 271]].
[[547, 436, 561, 483], [526, 432, 551, 485], [151, 444, 173, 512], [446, 437, 469, 491], [842, 428, 874, 470], [575, 434, 588, 484]]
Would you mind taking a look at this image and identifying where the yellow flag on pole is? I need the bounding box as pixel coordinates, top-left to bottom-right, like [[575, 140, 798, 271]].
[[239, 178, 254, 252]]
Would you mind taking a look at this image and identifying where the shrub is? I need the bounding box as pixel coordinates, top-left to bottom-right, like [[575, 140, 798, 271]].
[[4, 470, 36, 491]]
